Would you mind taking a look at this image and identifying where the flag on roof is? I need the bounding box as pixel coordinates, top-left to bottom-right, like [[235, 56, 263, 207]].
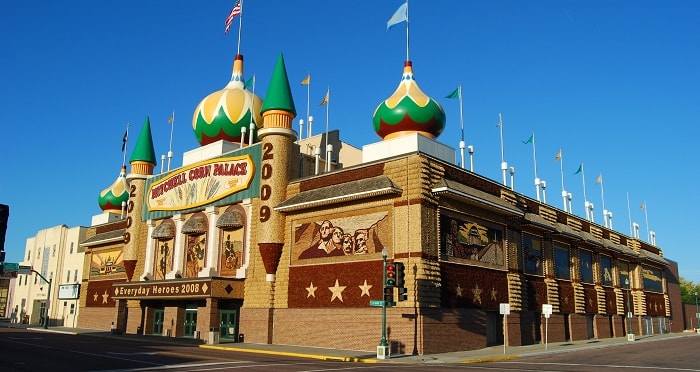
[[167, 112, 174, 124], [319, 90, 329, 106], [574, 164, 583, 175], [445, 87, 460, 99], [300, 74, 310, 86], [522, 134, 534, 144], [121, 130, 128, 152], [245, 75, 255, 88], [554, 149, 562, 162], [595, 174, 602, 184], [225, 0, 241, 34], [387, 2, 408, 31], [640, 202, 646, 210]]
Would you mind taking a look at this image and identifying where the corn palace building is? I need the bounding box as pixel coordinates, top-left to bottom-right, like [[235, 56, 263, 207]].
[[77, 52, 683, 355]]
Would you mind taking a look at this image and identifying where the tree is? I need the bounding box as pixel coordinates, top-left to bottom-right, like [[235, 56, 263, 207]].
[[679, 277, 700, 304]]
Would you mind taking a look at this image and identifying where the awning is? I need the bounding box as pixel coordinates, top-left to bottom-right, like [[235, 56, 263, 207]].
[[640, 250, 669, 265], [182, 214, 208, 234], [80, 229, 125, 247], [431, 178, 523, 217], [522, 212, 557, 231], [275, 175, 402, 212], [216, 210, 245, 230], [151, 221, 175, 240], [554, 223, 582, 240]]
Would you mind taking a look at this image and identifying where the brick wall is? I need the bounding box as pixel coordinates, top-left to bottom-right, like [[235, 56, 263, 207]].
[[77, 306, 117, 331]]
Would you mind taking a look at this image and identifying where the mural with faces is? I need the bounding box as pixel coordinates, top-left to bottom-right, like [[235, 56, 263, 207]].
[[293, 208, 391, 262]]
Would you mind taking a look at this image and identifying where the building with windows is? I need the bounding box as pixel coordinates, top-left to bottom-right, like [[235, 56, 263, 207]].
[[13, 224, 87, 327], [70, 49, 682, 355]]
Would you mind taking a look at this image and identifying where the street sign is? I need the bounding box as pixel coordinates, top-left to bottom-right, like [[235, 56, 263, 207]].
[[18, 265, 31, 275], [500, 303, 510, 315], [2, 262, 19, 271], [370, 300, 385, 307], [542, 304, 553, 318]]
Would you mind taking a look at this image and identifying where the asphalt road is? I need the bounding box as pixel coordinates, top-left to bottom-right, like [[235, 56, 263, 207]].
[[1, 326, 698, 371], [471, 335, 700, 371]]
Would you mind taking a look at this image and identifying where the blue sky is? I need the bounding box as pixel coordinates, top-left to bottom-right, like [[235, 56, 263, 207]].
[[1, 1, 699, 283]]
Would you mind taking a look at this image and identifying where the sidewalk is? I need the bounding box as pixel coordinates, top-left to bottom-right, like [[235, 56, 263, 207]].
[[7, 321, 698, 364]]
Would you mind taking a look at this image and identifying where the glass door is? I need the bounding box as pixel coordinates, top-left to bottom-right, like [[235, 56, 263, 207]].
[[152, 309, 164, 335], [219, 310, 237, 340], [184, 310, 197, 337]]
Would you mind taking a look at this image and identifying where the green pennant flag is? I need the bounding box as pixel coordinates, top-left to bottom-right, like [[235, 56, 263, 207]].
[[245, 75, 255, 88], [574, 164, 583, 175], [522, 134, 534, 144], [445, 87, 460, 99]]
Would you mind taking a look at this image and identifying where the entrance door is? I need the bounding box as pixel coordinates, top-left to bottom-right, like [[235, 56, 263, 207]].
[[219, 310, 237, 340], [153, 309, 164, 335], [184, 310, 197, 337]]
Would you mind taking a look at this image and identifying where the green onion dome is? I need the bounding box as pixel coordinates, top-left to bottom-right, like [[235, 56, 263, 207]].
[[192, 54, 263, 146], [98, 166, 129, 213], [372, 61, 446, 140]]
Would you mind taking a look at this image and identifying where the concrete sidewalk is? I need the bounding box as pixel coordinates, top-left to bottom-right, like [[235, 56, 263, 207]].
[[8, 322, 698, 364]]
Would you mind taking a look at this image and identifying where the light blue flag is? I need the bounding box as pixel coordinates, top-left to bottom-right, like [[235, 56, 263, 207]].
[[387, 2, 408, 31]]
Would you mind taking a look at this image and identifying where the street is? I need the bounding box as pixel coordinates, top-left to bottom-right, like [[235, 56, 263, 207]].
[[1, 326, 699, 371]]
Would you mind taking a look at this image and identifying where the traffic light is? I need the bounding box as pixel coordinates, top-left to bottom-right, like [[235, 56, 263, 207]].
[[395, 262, 405, 288], [398, 287, 408, 302], [385, 262, 397, 287], [383, 286, 394, 303]]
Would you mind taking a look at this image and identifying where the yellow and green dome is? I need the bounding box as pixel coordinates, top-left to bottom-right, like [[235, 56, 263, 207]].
[[372, 61, 446, 140], [192, 54, 263, 146], [98, 166, 129, 213]]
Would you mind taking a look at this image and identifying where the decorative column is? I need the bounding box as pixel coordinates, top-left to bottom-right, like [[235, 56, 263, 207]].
[[200, 206, 219, 277], [257, 54, 297, 282], [139, 219, 156, 281], [167, 213, 185, 279], [124, 117, 156, 281]]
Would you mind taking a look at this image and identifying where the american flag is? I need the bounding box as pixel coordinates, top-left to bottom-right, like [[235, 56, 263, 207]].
[[225, 0, 241, 34]]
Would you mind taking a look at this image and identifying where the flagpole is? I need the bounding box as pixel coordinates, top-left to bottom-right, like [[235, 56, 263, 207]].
[[532, 134, 540, 201], [498, 113, 507, 185], [307, 75, 311, 137], [122, 123, 130, 167], [167, 111, 174, 171], [597, 174, 608, 227], [324, 86, 331, 172], [405, 0, 410, 61], [249, 74, 256, 146], [236, 0, 244, 55], [643, 202, 649, 242], [579, 164, 589, 221], [626, 192, 632, 236], [458, 85, 465, 169], [558, 149, 566, 212]]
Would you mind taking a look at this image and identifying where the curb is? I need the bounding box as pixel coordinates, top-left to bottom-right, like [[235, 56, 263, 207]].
[[460, 354, 519, 364], [26, 327, 77, 336], [199, 344, 377, 363]]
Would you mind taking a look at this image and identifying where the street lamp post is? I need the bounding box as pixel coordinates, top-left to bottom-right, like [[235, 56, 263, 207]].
[[377, 247, 390, 359], [694, 291, 698, 331], [625, 278, 633, 341]]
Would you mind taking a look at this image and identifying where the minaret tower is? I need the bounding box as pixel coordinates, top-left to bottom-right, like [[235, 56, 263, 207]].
[[257, 53, 296, 282], [123, 117, 157, 282]]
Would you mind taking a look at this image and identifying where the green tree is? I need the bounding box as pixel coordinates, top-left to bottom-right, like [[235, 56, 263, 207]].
[[679, 277, 700, 304]]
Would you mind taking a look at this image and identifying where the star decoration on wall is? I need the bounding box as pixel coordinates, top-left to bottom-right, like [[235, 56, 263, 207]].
[[472, 283, 482, 305], [93, 292, 99, 302], [562, 295, 569, 305], [359, 280, 372, 297], [306, 282, 318, 298], [589, 298, 594, 307], [328, 279, 347, 302], [455, 284, 463, 297], [102, 290, 110, 304], [491, 287, 498, 301]]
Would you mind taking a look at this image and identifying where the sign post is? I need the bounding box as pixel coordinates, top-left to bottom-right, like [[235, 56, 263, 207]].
[[542, 304, 552, 350], [500, 303, 510, 355]]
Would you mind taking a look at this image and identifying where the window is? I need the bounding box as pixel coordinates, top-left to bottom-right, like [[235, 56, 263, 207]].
[[69, 242, 74, 254], [553, 244, 570, 280], [73, 270, 78, 282], [70, 304, 75, 315], [49, 272, 53, 281], [600, 255, 613, 286], [27, 251, 31, 261], [522, 234, 543, 275], [52, 245, 56, 257], [618, 260, 630, 287], [66, 271, 70, 282], [580, 250, 594, 283], [34, 275, 37, 285]]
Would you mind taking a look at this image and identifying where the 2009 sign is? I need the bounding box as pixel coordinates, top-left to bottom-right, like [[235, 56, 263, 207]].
[[259, 143, 274, 223]]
